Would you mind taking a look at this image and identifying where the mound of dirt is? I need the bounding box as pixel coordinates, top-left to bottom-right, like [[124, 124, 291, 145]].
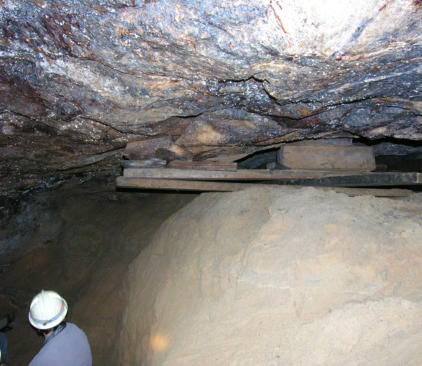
[[118, 187, 422, 365]]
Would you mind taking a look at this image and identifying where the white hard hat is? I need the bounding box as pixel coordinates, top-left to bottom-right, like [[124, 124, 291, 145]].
[[28, 290, 68, 330]]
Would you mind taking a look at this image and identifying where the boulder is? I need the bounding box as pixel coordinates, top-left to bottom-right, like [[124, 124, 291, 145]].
[[118, 187, 422, 365]]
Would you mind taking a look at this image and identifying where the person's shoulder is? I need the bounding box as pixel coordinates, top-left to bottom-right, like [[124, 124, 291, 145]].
[[66, 322, 85, 333], [64, 322, 89, 339], [28, 350, 57, 366]]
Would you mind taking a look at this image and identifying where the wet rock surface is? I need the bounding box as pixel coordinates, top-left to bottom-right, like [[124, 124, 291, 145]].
[[1, 0, 422, 195]]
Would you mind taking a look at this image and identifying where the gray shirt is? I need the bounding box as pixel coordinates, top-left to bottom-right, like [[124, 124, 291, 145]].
[[28, 323, 92, 366]]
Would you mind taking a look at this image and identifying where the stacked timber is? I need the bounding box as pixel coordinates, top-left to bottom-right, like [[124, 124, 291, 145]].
[[276, 139, 376, 171], [117, 159, 420, 195], [117, 139, 420, 194]]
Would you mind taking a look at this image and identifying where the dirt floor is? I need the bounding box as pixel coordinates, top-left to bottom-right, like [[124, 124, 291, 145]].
[[118, 186, 422, 365], [0, 182, 196, 365]]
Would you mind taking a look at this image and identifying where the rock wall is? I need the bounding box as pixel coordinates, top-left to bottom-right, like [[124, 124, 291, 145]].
[[0, 185, 195, 365], [119, 187, 422, 365]]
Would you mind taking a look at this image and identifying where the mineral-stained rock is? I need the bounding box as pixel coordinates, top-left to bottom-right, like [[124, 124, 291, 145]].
[[0, 0, 422, 194]]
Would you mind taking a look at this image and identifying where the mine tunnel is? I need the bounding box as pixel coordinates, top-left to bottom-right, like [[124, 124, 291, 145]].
[[1, 0, 422, 365]]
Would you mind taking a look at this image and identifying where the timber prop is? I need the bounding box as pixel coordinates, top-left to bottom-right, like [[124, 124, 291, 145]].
[[116, 160, 422, 194]]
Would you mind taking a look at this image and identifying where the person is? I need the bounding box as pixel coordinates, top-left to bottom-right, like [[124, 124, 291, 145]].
[[0, 311, 15, 366], [28, 290, 92, 366], [0, 331, 8, 365]]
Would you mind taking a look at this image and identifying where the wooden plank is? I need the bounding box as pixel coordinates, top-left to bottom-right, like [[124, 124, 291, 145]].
[[330, 188, 412, 197], [117, 177, 413, 196], [123, 168, 361, 181], [117, 177, 255, 191], [167, 160, 238, 171], [123, 168, 422, 186], [282, 172, 422, 187], [277, 145, 376, 171]]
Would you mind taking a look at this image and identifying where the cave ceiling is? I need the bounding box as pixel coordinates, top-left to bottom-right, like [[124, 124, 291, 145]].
[[0, 0, 422, 197]]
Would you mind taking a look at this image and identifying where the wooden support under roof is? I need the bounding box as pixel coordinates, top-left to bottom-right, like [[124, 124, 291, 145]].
[[122, 159, 237, 170], [116, 177, 412, 197], [123, 167, 422, 186], [117, 177, 254, 192], [117, 160, 422, 195], [167, 160, 238, 171], [283, 171, 422, 187], [277, 143, 376, 171], [123, 168, 363, 181]]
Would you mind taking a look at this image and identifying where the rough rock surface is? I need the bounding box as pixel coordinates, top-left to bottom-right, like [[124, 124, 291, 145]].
[[119, 187, 422, 365], [1, 0, 422, 195], [0, 184, 196, 365]]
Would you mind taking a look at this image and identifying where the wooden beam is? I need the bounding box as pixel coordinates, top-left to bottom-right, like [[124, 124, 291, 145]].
[[285, 172, 422, 187], [116, 177, 413, 196], [123, 168, 422, 186], [329, 187, 412, 197], [117, 177, 254, 191], [167, 160, 238, 171], [123, 168, 361, 181], [277, 144, 376, 171]]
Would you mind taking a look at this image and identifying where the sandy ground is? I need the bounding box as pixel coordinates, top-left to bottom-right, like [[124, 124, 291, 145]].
[[0, 183, 196, 365], [119, 186, 422, 365]]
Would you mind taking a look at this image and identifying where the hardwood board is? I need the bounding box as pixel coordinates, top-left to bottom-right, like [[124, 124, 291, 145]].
[[117, 177, 253, 191], [277, 145, 375, 171], [117, 177, 413, 196], [123, 168, 362, 181], [330, 187, 412, 197], [167, 160, 238, 171], [282, 172, 422, 187]]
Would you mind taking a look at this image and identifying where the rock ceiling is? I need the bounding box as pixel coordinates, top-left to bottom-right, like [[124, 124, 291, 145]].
[[1, 0, 422, 197]]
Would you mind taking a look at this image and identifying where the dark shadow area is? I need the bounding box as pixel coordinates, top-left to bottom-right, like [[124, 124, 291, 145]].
[[237, 148, 278, 169], [0, 182, 197, 365]]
